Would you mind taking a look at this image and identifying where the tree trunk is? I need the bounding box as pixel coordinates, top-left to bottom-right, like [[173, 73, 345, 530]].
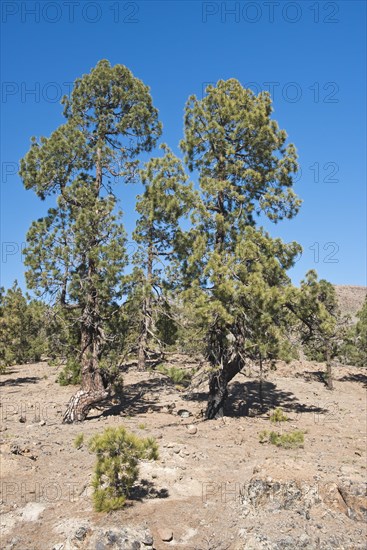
[[62, 144, 111, 423], [205, 356, 243, 420], [326, 348, 333, 390], [63, 321, 109, 422], [137, 325, 148, 370], [259, 352, 264, 411], [206, 370, 228, 419], [137, 238, 154, 370]]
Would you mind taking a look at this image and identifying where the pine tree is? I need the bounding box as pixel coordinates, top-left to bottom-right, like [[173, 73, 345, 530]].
[[179, 80, 301, 418], [130, 144, 195, 369], [19, 60, 161, 422], [350, 298, 367, 367], [289, 271, 348, 390], [0, 282, 47, 370]]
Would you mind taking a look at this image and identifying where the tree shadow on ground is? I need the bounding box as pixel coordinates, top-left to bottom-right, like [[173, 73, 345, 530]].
[[128, 479, 169, 502], [339, 373, 367, 388], [300, 370, 328, 387], [227, 380, 328, 417], [0, 376, 40, 387], [91, 373, 329, 421], [90, 377, 176, 419]]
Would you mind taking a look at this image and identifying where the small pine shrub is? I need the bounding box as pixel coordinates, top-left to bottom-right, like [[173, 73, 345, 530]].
[[259, 430, 269, 444], [259, 429, 304, 448], [57, 359, 81, 386], [270, 407, 288, 423], [88, 427, 159, 512], [157, 364, 192, 386], [73, 433, 84, 449], [100, 359, 124, 396]]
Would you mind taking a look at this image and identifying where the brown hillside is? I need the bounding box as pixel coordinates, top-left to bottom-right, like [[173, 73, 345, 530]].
[[334, 285, 367, 321]]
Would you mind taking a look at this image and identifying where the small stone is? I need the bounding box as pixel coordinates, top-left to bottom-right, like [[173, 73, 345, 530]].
[[106, 531, 118, 543], [187, 425, 197, 435], [19, 415, 26, 423], [74, 526, 88, 540], [39, 420, 46, 426], [10, 444, 20, 455], [142, 532, 154, 546], [177, 409, 191, 418], [158, 528, 173, 542]]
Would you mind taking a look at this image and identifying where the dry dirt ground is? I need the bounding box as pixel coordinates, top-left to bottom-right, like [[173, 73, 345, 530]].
[[0, 357, 366, 550]]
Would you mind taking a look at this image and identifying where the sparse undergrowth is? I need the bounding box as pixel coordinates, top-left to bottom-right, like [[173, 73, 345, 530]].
[[270, 407, 288, 423], [88, 426, 159, 512], [156, 364, 193, 387], [57, 359, 81, 386], [259, 429, 304, 448], [73, 433, 84, 449]]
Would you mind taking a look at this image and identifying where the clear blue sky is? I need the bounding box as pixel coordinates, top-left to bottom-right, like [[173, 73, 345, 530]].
[[1, 0, 366, 292]]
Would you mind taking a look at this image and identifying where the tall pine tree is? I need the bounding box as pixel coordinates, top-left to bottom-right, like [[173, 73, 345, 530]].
[[290, 271, 349, 390], [20, 60, 161, 422], [179, 80, 301, 418]]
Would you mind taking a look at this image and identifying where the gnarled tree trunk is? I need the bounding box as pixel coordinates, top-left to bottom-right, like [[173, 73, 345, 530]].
[[205, 355, 243, 419], [137, 238, 154, 371], [326, 348, 333, 390], [63, 257, 111, 423], [62, 347, 109, 423]]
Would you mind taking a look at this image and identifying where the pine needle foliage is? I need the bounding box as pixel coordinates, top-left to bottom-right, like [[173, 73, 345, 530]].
[[0, 282, 48, 371], [88, 427, 159, 512], [259, 429, 304, 449]]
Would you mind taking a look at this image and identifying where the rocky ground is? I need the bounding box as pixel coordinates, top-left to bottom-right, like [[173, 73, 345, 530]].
[[0, 357, 366, 550]]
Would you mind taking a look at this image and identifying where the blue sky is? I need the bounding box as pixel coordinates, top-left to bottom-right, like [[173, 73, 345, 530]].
[[1, 0, 366, 291]]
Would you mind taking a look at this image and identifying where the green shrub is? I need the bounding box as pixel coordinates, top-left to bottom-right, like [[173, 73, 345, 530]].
[[156, 364, 192, 386], [100, 359, 124, 397], [259, 429, 304, 449], [88, 427, 159, 512], [73, 433, 84, 449], [270, 407, 288, 423], [57, 359, 81, 386]]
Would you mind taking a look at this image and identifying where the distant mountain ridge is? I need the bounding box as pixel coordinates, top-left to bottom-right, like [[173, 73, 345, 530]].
[[334, 285, 367, 321]]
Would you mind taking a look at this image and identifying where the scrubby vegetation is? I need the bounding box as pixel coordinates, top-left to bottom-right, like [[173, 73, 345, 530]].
[[88, 427, 158, 512], [73, 434, 84, 449], [156, 364, 193, 387], [270, 407, 288, 423], [57, 359, 82, 386], [259, 429, 304, 449]]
